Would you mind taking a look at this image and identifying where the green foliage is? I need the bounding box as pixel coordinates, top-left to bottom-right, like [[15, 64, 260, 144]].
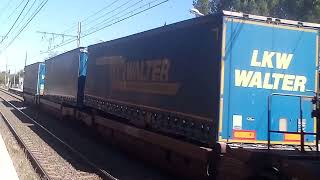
[[0, 72, 5, 85], [193, 0, 211, 15], [193, 0, 320, 23], [0, 70, 24, 86]]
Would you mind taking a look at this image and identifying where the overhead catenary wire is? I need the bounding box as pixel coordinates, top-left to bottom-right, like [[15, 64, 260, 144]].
[[80, 0, 142, 32], [82, 0, 157, 35], [41, 0, 168, 54], [5, 0, 48, 49], [7, 0, 27, 20], [11, 0, 38, 35], [61, 0, 120, 34], [46, 0, 168, 52], [5, 0, 48, 48], [84, 0, 168, 37], [0, 0, 31, 44], [81, 0, 121, 24], [46, 0, 147, 51]]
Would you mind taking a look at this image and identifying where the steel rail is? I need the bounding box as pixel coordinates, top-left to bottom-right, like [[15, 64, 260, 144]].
[[0, 111, 51, 180], [0, 88, 23, 100], [0, 90, 117, 180]]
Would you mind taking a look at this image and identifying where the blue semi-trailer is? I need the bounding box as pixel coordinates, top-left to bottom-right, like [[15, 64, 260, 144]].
[[23, 62, 45, 104], [85, 11, 319, 146], [220, 12, 318, 145], [43, 48, 88, 107]]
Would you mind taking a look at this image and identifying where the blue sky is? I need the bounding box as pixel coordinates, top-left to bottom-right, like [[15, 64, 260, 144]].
[[0, 0, 195, 72]]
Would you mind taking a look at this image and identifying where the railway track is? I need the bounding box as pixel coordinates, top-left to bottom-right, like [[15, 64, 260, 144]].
[[0, 89, 112, 180], [0, 88, 23, 100], [0, 88, 173, 180], [0, 109, 50, 179]]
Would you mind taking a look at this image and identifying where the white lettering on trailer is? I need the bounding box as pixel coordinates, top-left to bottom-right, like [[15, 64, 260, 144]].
[[235, 50, 307, 92], [261, 51, 275, 68], [235, 70, 307, 92], [250, 50, 293, 69], [276, 53, 293, 69]]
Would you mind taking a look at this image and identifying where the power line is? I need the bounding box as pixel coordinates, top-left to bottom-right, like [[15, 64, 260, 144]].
[[0, 0, 31, 44], [83, 0, 150, 35], [7, 0, 27, 20], [6, 0, 48, 48], [43, 0, 143, 51], [11, 0, 38, 35], [43, 0, 141, 50], [37, 31, 77, 37], [5, 0, 48, 49], [64, 0, 147, 38], [36, 23, 80, 51], [41, 0, 168, 54], [1, 0, 28, 27], [82, 0, 120, 23], [84, 0, 168, 37], [39, 36, 79, 54], [81, 0, 140, 31], [62, 0, 120, 34]]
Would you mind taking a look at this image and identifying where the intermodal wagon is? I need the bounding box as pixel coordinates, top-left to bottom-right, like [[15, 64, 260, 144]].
[[85, 11, 319, 146], [22, 11, 320, 179], [23, 62, 45, 104], [43, 48, 88, 106]]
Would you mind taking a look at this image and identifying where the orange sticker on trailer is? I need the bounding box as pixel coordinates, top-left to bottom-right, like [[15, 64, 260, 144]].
[[233, 130, 256, 140], [284, 134, 300, 142]]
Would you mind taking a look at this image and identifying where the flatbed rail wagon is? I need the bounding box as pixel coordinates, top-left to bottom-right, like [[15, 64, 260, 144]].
[[22, 10, 320, 179], [23, 62, 45, 104]]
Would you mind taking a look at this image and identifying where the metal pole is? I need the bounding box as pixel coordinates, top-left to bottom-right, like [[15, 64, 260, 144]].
[[300, 97, 305, 152], [316, 92, 319, 152], [267, 95, 271, 150], [4, 64, 7, 88], [25, 51, 27, 68], [18, 71, 20, 89], [13, 69, 15, 87], [77, 22, 81, 48]]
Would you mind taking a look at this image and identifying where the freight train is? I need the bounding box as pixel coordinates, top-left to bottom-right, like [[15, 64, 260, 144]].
[[23, 62, 45, 104], [23, 11, 320, 179]]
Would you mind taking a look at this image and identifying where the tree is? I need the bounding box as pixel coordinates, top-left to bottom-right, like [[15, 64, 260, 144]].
[[0, 71, 5, 85], [193, 0, 211, 15], [193, 0, 320, 23]]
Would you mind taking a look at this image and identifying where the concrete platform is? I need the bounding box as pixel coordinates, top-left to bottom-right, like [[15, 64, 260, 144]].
[[0, 134, 19, 180]]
